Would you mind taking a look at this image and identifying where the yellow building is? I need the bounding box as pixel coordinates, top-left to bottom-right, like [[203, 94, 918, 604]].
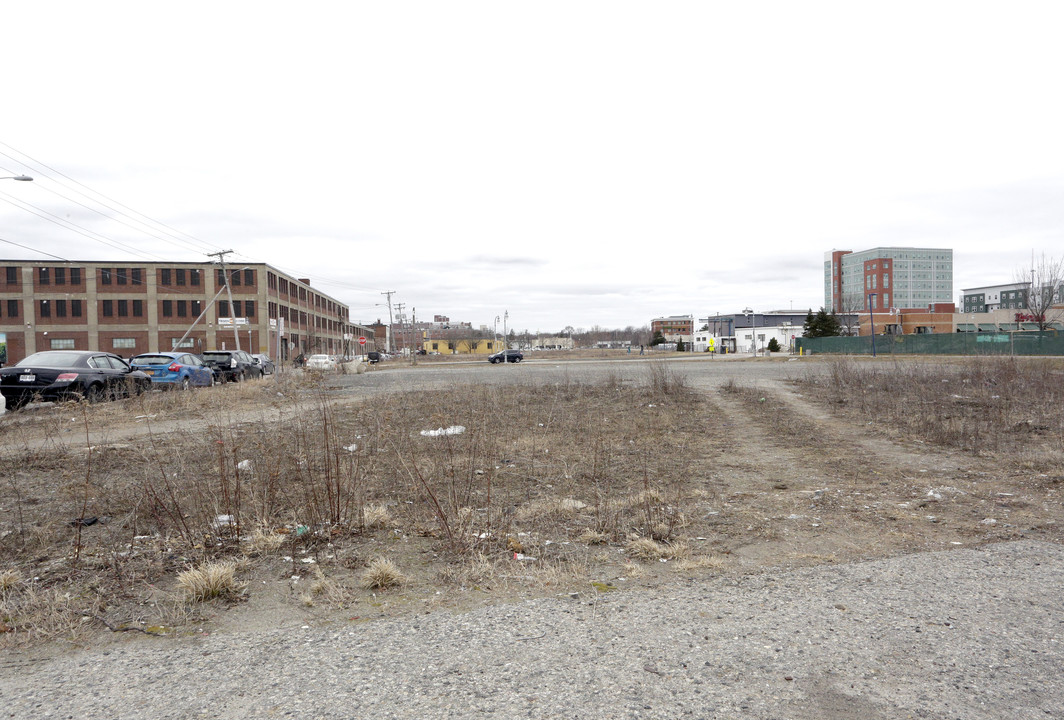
[[423, 337, 505, 355]]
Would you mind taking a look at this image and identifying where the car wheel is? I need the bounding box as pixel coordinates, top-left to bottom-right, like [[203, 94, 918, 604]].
[[513, 357, 521, 363], [234, 370, 244, 383], [83, 383, 105, 404], [209, 374, 217, 387]]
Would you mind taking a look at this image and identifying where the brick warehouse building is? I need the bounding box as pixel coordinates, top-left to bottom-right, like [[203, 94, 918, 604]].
[[0, 260, 364, 365]]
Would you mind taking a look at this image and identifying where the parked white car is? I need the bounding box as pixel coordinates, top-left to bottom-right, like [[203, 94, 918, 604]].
[[306, 354, 336, 371]]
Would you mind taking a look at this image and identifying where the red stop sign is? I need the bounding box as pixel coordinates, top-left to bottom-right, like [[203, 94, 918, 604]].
[[358, 336, 367, 346]]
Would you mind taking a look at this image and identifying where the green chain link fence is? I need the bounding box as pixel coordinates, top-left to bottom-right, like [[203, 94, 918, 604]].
[[795, 331, 1064, 356]]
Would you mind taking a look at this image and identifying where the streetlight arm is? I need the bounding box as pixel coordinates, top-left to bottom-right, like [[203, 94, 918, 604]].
[[0, 175, 33, 181]]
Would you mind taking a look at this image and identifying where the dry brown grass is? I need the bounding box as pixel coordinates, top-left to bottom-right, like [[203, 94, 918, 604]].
[[359, 557, 406, 590], [177, 560, 245, 601], [4, 358, 1064, 646]]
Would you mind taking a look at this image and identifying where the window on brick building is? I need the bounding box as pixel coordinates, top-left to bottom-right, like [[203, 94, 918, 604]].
[[39, 267, 50, 285]]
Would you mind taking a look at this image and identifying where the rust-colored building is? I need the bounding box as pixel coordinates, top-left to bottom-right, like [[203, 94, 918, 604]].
[[0, 260, 361, 365]]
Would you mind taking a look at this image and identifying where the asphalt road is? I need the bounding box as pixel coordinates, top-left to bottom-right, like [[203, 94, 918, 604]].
[[2, 540, 1060, 719]]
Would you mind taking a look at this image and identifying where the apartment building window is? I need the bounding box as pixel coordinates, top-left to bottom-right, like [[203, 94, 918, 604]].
[[102, 300, 113, 317], [113, 338, 137, 350], [72, 299, 82, 317], [39, 267, 50, 285], [6, 300, 17, 317], [55, 267, 66, 285], [133, 299, 144, 317], [162, 300, 173, 317], [55, 300, 67, 318], [176, 269, 186, 286], [231, 270, 241, 286], [116, 268, 128, 285], [190, 269, 200, 286], [131, 268, 142, 285], [161, 268, 172, 286], [218, 301, 229, 318], [244, 269, 254, 286], [50, 339, 76, 350], [177, 300, 187, 317], [39, 299, 51, 317], [101, 268, 112, 285], [191, 300, 201, 316], [231, 300, 242, 317], [245, 301, 256, 318], [5, 267, 17, 284], [118, 300, 129, 317], [71, 267, 81, 285]]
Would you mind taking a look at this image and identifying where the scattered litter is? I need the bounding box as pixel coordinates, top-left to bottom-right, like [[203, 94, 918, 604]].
[[343, 444, 358, 452], [69, 517, 98, 528], [213, 515, 237, 529], [420, 425, 466, 437], [513, 553, 536, 561], [982, 518, 998, 525], [951, 541, 963, 545], [237, 459, 253, 471], [301, 557, 316, 564], [134, 414, 157, 420]]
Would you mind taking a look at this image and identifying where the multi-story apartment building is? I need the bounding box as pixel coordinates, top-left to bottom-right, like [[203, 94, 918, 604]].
[[824, 247, 953, 313], [0, 260, 362, 366], [651, 315, 694, 340], [960, 283, 1029, 313]]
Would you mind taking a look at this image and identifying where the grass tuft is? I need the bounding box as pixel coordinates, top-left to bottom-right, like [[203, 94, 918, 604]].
[[177, 560, 245, 601], [359, 557, 406, 590]]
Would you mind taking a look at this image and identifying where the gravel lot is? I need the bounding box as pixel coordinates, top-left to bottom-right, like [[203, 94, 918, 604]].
[[2, 539, 1060, 719]]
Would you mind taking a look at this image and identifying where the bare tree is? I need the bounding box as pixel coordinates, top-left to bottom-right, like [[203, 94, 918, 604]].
[[1016, 252, 1064, 331]]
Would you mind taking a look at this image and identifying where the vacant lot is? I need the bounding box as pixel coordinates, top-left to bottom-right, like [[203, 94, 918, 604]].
[[1, 354, 1062, 646]]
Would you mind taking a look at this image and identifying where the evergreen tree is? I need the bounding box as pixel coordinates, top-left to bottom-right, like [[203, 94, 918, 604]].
[[802, 307, 842, 338]]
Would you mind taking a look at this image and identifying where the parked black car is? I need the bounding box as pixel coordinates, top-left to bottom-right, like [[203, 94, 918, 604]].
[[0, 350, 151, 409], [200, 350, 262, 383], [488, 349, 524, 364], [252, 354, 276, 375]]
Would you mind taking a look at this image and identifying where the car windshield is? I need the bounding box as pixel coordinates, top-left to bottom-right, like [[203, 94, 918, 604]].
[[16, 352, 84, 368], [132, 355, 176, 365]]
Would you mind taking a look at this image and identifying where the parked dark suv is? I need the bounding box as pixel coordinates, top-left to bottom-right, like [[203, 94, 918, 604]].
[[488, 349, 523, 364], [200, 350, 262, 383]]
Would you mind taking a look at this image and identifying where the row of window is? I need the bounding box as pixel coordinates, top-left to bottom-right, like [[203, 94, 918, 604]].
[[37, 267, 84, 285], [160, 268, 202, 287], [25, 266, 259, 289]]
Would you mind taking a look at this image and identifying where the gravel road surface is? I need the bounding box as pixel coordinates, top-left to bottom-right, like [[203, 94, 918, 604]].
[[3, 540, 1061, 719]]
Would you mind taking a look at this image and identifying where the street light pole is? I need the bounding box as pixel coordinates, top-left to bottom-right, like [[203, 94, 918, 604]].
[[867, 292, 877, 357], [743, 307, 756, 356]]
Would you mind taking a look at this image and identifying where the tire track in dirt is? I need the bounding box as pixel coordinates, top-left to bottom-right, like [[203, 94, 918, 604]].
[[694, 378, 1045, 569]]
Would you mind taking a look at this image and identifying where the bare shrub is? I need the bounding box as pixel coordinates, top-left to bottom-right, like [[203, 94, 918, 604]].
[[645, 362, 688, 396]]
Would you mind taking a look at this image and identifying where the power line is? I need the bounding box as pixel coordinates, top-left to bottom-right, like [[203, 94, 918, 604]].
[[0, 237, 69, 261], [0, 142, 220, 256]]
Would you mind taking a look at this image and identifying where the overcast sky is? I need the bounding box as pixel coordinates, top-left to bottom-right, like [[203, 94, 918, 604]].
[[3, 1, 1063, 332]]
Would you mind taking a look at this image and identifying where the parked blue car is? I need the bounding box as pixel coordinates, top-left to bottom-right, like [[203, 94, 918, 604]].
[[130, 352, 216, 389]]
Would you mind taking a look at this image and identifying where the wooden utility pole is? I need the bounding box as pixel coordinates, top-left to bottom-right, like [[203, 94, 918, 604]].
[[381, 290, 396, 353], [207, 249, 240, 352]]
